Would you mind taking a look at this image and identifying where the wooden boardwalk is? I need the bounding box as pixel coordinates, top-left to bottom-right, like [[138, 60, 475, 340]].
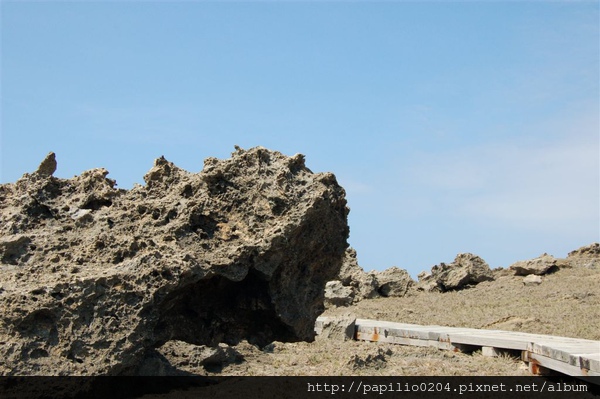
[[315, 317, 600, 377]]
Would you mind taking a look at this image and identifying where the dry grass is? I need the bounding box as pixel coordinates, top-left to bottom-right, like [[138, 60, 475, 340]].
[[199, 266, 599, 377], [326, 266, 600, 341], [200, 339, 529, 377]]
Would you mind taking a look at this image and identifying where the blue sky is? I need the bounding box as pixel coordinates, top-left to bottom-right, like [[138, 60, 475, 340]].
[[1, 1, 598, 277]]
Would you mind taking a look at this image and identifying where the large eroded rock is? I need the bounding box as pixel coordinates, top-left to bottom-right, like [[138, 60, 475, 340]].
[[0, 147, 349, 375], [417, 253, 494, 292]]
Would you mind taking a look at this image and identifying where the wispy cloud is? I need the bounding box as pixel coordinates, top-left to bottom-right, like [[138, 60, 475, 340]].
[[399, 116, 599, 235], [463, 137, 598, 231]]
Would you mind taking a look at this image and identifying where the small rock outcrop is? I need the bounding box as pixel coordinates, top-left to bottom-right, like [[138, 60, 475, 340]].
[[523, 274, 543, 286], [375, 267, 413, 297], [34, 152, 57, 177], [324, 248, 414, 306], [417, 253, 494, 292], [324, 280, 355, 307], [0, 147, 349, 375], [509, 253, 559, 276], [567, 243, 600, 269], [316, 314, 356, 341], [324, 248, 378, 306], [338, 247, 379, 300]]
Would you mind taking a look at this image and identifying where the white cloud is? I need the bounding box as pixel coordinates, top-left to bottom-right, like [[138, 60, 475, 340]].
[[465, 138, 598, 231], [401, 127, 599, 234]]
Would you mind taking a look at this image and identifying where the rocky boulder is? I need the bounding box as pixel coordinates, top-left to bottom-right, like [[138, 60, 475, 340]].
[[417, 253, 494, 292], [567, 243, 600, 269], [375, 267, 414, 297], [325, 248, 416, 304], [323, 247, 378, 306], [522, 274, 543, 286], [315, 314, 356, 341], [0, 147, 349, 375], [324, 280, 355, 307], [337, 247, 379, 300], [509, 253, 559, 276]]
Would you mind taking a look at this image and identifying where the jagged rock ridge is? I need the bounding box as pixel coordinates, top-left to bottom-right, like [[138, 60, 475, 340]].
[[0, 147, 349, 375]]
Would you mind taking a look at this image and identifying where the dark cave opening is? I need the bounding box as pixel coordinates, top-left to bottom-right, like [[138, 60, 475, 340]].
[[153, 269, 297, 348]]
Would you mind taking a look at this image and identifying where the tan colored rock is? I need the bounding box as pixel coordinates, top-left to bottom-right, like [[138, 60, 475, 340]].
[[34, 152, 57, 177], [324, 280, 355, 307], [375, 267, 414, 297], [509, 253, 558, 276], [523, 274, 543, 286], [337, 247, 378, 301], [567, 243, 600, 269], [0, 147, 349, 375], [418, 253, 494, 292], [317, 314, 356, 341], [0, 234, 31, 265]]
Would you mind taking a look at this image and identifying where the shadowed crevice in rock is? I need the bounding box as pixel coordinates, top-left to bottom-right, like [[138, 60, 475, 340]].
[[153, 270, 297, 348]]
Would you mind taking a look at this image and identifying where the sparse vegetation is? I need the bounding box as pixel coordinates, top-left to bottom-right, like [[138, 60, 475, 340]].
[[204, 266, 598, 376], [329, 267, 600, 341]]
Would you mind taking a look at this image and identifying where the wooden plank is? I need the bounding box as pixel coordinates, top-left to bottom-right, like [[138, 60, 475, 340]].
[[530, 340, 600, 351], [355, 319, 403, 329], [354, 325, 456, 350], [356, 319, 587, 346], [424, 327, 481, 343], [526, 351, 600, 377], [570, 353, 600, 373], [356, 330, 431, 347], [448, 332, 532, 350], [356, 320, 484, 343], [317, 317, 600, 377], [528, 342, 600, 366], [580, 353, 600, 373]]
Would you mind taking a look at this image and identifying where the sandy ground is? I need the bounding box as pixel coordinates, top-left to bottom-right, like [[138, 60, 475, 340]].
[[193, 265, 600, 377]]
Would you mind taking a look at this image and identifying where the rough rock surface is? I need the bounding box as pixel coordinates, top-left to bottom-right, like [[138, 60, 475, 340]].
[[0, 147, 349, 375], [375, 267, 414, 297], [324, 280, 355, 307], [330, 247, 379, 303], [509, 253, 559, 276], [326, 249, 415, 305], [417, 253, 494, 292], [137, 340, 241, 375], [316, 314, 356, 341], [567, 243, 600, 269], [34, 152, 58, 178]]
